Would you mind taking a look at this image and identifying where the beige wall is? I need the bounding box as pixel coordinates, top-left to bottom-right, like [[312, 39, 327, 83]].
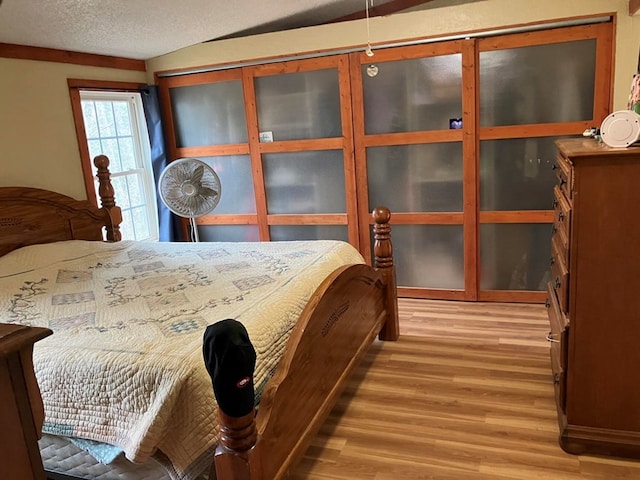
[[0, 58, 146, 199], [1, 0, 638, 199], [147, 0, 639, 110]]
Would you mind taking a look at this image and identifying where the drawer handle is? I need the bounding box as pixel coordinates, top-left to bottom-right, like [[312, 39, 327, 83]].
[[552, 198, 558, 208], [551, 225, 557, 234], [560, 178, 567, 186], [545, 298, 551, 309], [558, 212, 564, 221], [554, 277, 561, 289], [552, 164, 558, 171], [547, 332, 560, 343], [550, 256, 555, 266], [554, 373, 561, 384]]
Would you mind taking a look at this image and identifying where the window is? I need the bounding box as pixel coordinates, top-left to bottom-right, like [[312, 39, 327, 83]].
[[79, 90, 159, 241]]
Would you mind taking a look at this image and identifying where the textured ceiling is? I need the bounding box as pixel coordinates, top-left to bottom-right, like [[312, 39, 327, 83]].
[[0, 0, 403, 60]]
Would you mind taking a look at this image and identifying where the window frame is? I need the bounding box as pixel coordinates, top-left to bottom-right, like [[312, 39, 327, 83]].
[[69, 79, 160, 241]]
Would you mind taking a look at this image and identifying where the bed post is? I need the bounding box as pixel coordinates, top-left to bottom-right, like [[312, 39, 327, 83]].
[[93, 155, 122, 242], [372, 206, 399, 341], [212, 410, 259, 480]]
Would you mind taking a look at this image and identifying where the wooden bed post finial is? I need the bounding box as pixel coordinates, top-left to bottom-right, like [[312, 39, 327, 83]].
[[372, 206, 399, 341], [94, 155, 122, 242], [213, 410, 259, 480]]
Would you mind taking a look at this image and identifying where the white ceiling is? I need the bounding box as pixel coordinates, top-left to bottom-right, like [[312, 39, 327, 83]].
[[0, 0, 408, 60]]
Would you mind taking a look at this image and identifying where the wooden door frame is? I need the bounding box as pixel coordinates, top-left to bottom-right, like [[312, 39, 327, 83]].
[[158, 55, 361, 246], [349, 21, 613, 303], [350, 40, 471, 301], [476, 21, 613, 303], [155, 19, 614, 303]]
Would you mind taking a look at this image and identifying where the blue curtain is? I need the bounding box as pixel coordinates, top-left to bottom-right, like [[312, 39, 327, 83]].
[[139, 85, 183, 241]]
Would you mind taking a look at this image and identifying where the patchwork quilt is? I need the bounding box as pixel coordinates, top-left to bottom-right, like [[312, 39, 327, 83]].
[[0, 239, 364, 479]]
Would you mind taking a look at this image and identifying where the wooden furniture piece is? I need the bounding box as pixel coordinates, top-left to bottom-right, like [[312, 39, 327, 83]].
[[546, 138, 640, 458], [0, 155, 121, 257], [0, 324, 52, 480], [213, 206, 397, 480], [0, 155, 399, 480]]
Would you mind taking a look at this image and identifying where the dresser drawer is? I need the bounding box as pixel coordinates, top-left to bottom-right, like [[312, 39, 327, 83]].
[[552, 217, 569, 263], [546, 282, 568, 336], [545, 284, 568, 413], [551, 343, 567, 414], [554, 154, 573, 200], [552, 220, 569, 260], [551, 230, 568, 271], [553, 185, 571, 240], [550, 239, 569, 314]]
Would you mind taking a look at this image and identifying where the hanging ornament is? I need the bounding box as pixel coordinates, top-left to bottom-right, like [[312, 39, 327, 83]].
[[364, 0, 378, 77], [365, 0, 374, 58]]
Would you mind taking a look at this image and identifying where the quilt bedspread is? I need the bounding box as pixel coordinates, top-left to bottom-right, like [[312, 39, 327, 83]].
[[0, 239, 364, 479]]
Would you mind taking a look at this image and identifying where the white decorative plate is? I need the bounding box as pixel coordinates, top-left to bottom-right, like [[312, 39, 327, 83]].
[[600, 110, 640, 148]]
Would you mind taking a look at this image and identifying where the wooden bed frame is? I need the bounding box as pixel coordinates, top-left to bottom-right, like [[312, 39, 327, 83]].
[[0, 155, 399, 480]]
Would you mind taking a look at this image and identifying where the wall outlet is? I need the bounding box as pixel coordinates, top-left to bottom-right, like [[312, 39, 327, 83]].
[[259, 131, 274, 143]]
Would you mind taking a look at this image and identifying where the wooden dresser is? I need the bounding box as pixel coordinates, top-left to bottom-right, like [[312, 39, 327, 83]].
[[547, 138, 640, 458], [0, 324, 52, 480]]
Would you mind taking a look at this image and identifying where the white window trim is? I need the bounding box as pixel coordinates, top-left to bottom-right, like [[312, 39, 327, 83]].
[[80, 90, 159, 241]]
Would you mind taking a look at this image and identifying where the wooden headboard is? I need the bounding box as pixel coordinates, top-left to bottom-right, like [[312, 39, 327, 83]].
[[0, 155, 122, 257]]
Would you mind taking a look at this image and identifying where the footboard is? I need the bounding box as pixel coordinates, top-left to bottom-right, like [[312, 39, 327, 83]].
[[213, 207, 398, 480]]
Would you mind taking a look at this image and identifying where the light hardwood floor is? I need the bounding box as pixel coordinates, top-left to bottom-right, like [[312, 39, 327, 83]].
[[290, 298, 640, 479]]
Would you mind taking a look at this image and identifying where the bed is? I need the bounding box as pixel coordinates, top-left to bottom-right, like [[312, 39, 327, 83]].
[[0, 155, 399, 480]]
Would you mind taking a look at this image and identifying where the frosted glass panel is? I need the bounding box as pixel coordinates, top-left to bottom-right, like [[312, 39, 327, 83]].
[[255, 69, 341, 141], [263, 150, 345, 214], [480, 223, 552, 291], [170, 81, 248, 147], [367, 143, 463, 212], [363, 54, 462, 134], [390, 225, 464, 289], [270, 225, 348, 242], [197, 156, 256, 214], [198, 225, 260, 242], [480, 40, 596, 126], [480, 137, 560, 211]]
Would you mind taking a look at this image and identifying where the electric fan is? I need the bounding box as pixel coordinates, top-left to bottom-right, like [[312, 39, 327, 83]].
[[158, 158, 221, 242]]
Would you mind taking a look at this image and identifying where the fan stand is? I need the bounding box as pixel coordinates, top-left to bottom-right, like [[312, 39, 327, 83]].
[[189, 217, 200, 242]]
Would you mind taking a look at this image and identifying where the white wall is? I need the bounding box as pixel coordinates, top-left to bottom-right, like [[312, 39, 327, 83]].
[[147, 0, 639, 110]]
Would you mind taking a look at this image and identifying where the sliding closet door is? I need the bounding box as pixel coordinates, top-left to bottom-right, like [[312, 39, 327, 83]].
[[159, 70, 260, 241], [352, 22, 611, 301], [477, 23, 612, 302], [248, 56, 357, 243], [158, 19, 612, 302], [160, 56, 357, 244], [351, 41, 476, 300]]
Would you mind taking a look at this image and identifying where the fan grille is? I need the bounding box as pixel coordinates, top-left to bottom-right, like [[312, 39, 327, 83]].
[[159, 159, 221, 218]]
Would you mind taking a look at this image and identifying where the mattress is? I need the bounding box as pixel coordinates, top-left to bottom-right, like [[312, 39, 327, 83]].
[[0, 239, 364, 479], [40, 434, 179, 480]]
